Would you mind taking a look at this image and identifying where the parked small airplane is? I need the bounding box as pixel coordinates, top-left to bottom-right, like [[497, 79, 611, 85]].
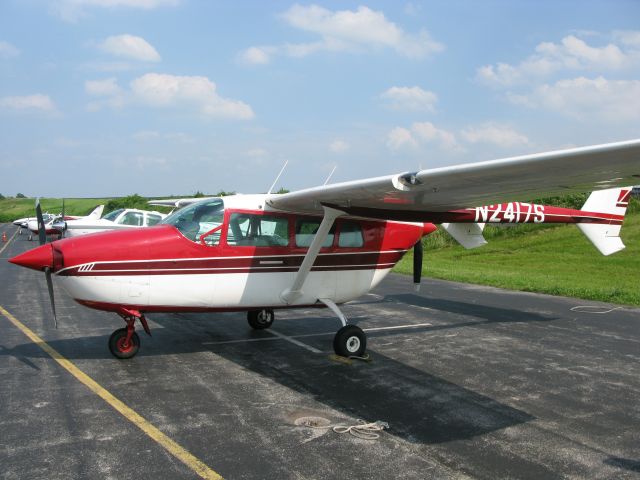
[[52, 208, 166, 238], [9, 139, 640, 360], [26, 205, 105, 241], [13, 212, 56, 235]]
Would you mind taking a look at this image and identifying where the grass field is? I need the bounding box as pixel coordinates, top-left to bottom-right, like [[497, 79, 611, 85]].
[[395, 199, 640, 306], [0, 198, 112, 223]]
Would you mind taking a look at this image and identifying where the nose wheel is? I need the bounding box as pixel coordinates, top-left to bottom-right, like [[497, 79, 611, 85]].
[[108, 308, 151, 359], [109, 328, 140, 359]]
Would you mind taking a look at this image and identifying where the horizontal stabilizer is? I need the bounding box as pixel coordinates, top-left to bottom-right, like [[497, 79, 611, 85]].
[[441, 222, 487, 249], [577, 187, 631, 256]]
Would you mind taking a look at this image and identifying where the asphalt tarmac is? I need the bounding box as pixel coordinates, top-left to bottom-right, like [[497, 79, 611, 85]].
[[1, 223, 639, 479]]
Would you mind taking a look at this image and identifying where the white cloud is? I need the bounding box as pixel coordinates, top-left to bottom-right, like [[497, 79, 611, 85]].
[[0, 41, 20, 59], [386, 122, 460, 152], [53, 0, 179, 22], [85, 77, 122, 96], [386, 127, 417, 151], [0, 94, 55, 112], [461, 123, 529, 148], [380, 86, 437, 112], [132, 130, 194, 143], [132, 130, 160, 141], [238, 46, 274, 65], [507, 76, 640, 122], [246, 148, 269, 158], [130, 73, 254, 119], [99, 34, 161, 62], [241, 4, 443, 65], [329, 140, 349, 153], [477, 33, 637, 87]]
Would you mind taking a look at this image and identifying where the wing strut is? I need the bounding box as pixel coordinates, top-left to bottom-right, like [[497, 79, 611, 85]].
[[281, 206, 344, 304]]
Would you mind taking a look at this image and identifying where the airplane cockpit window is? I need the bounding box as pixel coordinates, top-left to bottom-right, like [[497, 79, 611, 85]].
[[103, 209, 124, 222], [227, 213, 289, 247], [119, 211, 144, 226], [162, 199, 224, 245], [146, 214, 162, 226], [295, 218, 335, 248]]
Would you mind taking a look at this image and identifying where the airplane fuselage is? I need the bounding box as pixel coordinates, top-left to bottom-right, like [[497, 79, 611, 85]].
[[12, 195, 431, 314]]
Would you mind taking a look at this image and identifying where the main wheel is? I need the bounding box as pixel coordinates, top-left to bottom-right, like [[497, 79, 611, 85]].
[[247, 309, 274, 330], [108, 328, 140, 359], [333, 325, 366, 357]]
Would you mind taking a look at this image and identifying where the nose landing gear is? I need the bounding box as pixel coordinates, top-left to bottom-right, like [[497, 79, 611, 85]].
[[108, 308, 151, 359]]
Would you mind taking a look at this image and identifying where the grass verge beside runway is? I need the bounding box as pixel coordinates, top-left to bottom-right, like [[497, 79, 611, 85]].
[[0, 197, 112, 222], [395, 202, 640, 306]]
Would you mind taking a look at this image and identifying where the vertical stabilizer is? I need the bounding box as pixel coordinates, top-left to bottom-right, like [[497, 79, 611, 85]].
[[577, 187, 631, 256]]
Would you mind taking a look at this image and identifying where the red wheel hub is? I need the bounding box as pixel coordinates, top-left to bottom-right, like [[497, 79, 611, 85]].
[[116, 337, 133, 353]]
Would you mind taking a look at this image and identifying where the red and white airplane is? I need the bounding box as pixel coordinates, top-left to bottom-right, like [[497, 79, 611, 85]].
[[9, 140, 640, 360], [25, 205, 104, 241]]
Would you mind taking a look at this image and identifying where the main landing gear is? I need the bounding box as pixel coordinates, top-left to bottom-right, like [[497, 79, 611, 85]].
[[247, 308, 274, 330], [248, 302, 367, 358], [321, 298, 367, 357], [108, 308, 151, 359]]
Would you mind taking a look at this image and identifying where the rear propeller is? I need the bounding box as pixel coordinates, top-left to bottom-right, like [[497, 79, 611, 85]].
[[413, 239, 423, 292], [35, 198, 58, 328]]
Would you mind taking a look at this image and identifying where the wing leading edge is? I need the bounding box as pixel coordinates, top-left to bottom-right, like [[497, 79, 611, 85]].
[[268, 139, 640, 219]]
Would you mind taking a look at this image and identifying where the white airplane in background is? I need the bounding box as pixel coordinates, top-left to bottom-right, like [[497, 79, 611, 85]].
[[14, 212, 56, 235], [9, 139, 640, 360], [24, 205, 105, 241], [52, 208, 166, 237]]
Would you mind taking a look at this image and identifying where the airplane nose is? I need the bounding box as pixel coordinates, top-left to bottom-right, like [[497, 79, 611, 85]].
[[9, 244, 54, 272]]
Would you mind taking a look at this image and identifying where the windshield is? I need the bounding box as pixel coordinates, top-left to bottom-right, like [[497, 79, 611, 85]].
[[103, 209, 124, 222], [162, 198, 224, 242]]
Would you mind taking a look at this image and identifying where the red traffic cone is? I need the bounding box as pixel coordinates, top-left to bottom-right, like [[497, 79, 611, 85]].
[[1, 232, 7, 242]]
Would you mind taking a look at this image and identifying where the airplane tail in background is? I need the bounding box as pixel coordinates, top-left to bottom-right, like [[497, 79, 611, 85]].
[[577, 187, 632, 256], [87, 205, 105, 220]]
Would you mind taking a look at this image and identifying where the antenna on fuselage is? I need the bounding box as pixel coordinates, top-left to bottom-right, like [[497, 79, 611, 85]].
[[267, 160, 289, 194], [323, 165, 337, 185]]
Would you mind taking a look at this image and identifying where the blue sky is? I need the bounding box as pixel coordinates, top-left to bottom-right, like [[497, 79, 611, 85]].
[[1, 0, 639, 197]]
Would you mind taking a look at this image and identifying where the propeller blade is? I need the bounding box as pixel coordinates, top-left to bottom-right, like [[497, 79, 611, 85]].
[[35, 198, 47, 246], [44, 267, 58, 328], [413, 240, 423, 292]]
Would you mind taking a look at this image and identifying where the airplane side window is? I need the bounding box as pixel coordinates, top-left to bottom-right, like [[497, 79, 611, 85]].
[[295, 219, 335, 248], [146, 214, 162, 226], [119, 211, 144, 226], [338, 221, 364, 248], [227, 213, 289, 247]]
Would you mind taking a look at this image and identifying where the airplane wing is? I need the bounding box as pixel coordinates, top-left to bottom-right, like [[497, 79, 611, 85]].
[[268, 139, 640, 219], [148, 198, 215, 208]]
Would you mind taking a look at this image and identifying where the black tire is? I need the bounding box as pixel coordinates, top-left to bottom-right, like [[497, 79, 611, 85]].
[[333, 325, 366, 357], [247, 309, 274, 329], [108, 328, 140, 359]]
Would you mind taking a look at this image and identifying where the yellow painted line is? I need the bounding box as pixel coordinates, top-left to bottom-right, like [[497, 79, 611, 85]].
[[0, 305, 223, 480], [0, 228, 19, 256]]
